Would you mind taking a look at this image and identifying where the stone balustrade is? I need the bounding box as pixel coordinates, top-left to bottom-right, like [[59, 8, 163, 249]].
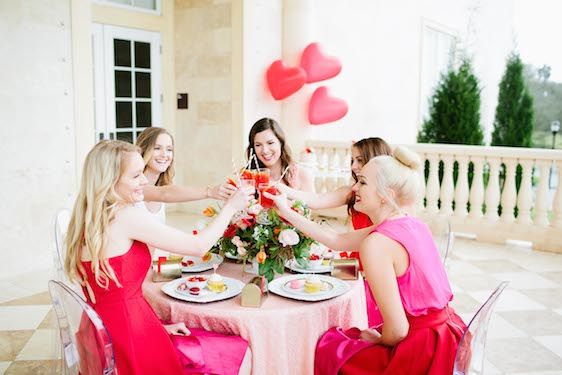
[[302, 140, 562, 253]]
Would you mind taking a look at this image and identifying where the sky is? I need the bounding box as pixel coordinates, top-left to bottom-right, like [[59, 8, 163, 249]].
[[513, 0, 562, 82]]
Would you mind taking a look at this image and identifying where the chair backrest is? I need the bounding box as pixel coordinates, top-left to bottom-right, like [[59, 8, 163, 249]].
[[433, 219, 454, 266], [453, 281, 509, 375], [48, 280, 116, 375]]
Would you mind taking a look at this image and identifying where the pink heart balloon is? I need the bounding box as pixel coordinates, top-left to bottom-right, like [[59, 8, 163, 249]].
[[308, 87, 348, 125], [300, 43, 342, 83], [266, 60, 307, 100]]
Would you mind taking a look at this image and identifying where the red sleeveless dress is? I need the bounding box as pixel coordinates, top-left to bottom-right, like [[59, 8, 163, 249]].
[[80, 241, 248, 375]]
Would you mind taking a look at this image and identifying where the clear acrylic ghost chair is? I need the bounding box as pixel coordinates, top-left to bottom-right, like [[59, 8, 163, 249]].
[[453, 281, 509, 375], [435, 219, 454, 266], [49, 280, 116, 375]]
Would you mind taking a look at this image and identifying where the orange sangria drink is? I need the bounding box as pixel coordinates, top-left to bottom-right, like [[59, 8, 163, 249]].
[[258, 182, 279, 209], [254, 168, 270, 186]]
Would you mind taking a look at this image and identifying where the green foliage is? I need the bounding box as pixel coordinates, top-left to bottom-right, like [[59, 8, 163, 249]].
[[524, 64, 562, 148], [418, 59, 484, 145], [491, 54, 534, 147]]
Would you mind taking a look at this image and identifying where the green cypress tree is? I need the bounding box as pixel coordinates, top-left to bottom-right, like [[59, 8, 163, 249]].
[[418, 58, 484, 145], [491, 53, 534, 147]]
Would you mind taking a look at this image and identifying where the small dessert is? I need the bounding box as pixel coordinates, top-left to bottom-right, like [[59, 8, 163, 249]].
[[289, 279, 304, 289], [308, 254, 323, 269], [185, 275, 207, 290], [181, 259, 195, 267], [304, 275, 323, 294], [207, 273, 226, 292], [201, 252, 212, 262], [189, 287, 201, 296], [322, 249, 334, 266]]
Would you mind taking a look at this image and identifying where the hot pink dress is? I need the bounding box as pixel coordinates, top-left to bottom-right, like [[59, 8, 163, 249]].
[[349, 209, 382, 328], [315, 216, 466, 375], [80, 241, 248, 375]]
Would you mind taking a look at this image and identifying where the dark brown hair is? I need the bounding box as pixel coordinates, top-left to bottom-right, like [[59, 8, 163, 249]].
[[347, 137, 393, 213], [135, 127, 175, 186], [246, 118, 294, 186]]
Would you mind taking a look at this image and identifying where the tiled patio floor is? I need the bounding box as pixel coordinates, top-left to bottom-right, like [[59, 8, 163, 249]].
[[1, 212, 561, 374]]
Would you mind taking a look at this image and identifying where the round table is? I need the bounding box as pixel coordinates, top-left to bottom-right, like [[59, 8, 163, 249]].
[[143, 261, 368, 375]]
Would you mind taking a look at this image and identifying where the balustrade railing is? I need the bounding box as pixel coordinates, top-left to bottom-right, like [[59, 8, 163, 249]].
[[302, 141, 562, 253]]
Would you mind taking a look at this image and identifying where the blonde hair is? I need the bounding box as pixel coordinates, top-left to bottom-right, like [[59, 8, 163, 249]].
[[64, 140, 140, 302], [369, 146, 422, 213], [136, 127, 175, 186]]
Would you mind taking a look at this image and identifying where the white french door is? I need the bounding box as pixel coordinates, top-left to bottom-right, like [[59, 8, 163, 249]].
[[92, 24, 162, 143]]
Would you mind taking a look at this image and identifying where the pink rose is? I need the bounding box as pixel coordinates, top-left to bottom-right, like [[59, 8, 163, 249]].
[[278, 229, 299, 247]]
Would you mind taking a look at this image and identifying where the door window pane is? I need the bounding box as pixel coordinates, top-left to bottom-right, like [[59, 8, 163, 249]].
[[135, 42, 151, 68], [115, 70, 132, 97], [114, 39, 131, 67], [116, 132, 133, 144], [136, 102, 152, 127], [116, 101, 132, 128], [135, 72, 151, 98]]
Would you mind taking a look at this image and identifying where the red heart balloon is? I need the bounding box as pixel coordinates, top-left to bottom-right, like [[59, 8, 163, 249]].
[[300, 43, 342, 83], [308, 87, 348, 125], [266, 60, 307, 100]]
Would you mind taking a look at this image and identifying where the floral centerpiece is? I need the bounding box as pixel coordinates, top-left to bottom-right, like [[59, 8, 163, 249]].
[[204, 199, 319, 281]]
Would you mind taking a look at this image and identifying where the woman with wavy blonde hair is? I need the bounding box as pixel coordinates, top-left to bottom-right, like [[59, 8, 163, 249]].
[[266, 146, 466, 374], [65, 140, 252, 375]]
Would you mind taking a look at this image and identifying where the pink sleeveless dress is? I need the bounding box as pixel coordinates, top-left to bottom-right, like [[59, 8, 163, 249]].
[[315, 216, 466, 375], [80, 241, 248, 375]]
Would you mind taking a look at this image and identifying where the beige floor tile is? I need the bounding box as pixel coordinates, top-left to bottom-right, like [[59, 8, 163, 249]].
[[469, 259, 527, 273], [498, 310, 562, 336], [483, 359, 503, 374], [16, 330, 59, 361], [0, 292, 52, 307], [534, 336, 562, 359], [491, 272, 560, 290], [540, 271, 562, 285], [508, 253, 562, 273], [0, 282, 34, 305], [554, 309, 562, 317], [519, 289, 562, 309], [449, 292, 482, 314], [4, 359, 60, 374], [486, 313, 528, 339], [468, 289, 547, 312], [37, 309, 57, 330], [450, 273, 503, 292], [448, 259, 485, 275], [0, 361, 11, 374], [0, 331, 34, 361], [0, 306, 51, 331], [486, 337, 562, 373]]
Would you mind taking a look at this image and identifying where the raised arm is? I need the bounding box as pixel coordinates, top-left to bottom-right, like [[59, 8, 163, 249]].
[[264, 191, 372, 250], [142, 182, 237, 203], [124, 187, 253, 256], [297, 167, 316, 192], [359, 234, 409, 345], [277, 184, 351, 210]]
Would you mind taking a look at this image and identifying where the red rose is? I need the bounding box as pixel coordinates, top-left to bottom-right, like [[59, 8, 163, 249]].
[[224, 224, 237, 238]]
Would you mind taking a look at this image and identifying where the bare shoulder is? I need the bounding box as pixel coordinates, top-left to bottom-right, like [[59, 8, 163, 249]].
[[113, 205, 153, 227], [359, 232, 403, 259]]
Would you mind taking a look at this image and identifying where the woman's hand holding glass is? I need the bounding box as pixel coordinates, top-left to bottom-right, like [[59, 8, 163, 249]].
[[225, 186, 255, 211], [262, 189, 291, 214], [210, 182, 238, 201]]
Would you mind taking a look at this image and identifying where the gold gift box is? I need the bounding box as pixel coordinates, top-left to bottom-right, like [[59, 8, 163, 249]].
[[331, 258, 359, 280], [151, 256, 182, 282], [241, 276, 268, 308]]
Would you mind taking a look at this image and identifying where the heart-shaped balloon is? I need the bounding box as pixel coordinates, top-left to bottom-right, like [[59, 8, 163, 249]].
[[266, 60, 307, 100], [308, 87, 348, 125], [300, 43, 342, 83]]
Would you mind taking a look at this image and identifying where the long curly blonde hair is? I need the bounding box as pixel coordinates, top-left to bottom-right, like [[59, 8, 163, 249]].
[[64, 140, 140, 302]]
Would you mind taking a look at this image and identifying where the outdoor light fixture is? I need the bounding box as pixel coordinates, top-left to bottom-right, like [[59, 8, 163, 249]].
[[551, 120, 560, 149]]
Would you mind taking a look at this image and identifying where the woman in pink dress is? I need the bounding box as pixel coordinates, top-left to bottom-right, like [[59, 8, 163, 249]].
[[279, 137, 393, 327], [266, 146, 466, 374], [246, 117, 315, 191], [65, 140, 252, 375]]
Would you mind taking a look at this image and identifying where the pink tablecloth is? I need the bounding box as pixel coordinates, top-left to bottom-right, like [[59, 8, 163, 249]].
[[143, 262, 367, 375]]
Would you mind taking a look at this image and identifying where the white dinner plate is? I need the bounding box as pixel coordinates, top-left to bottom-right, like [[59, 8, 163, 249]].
[[285, 259, 333, 274], [162, 275, 244, 303], [181, 254, 223, 273], [268, 274, 351, 302]]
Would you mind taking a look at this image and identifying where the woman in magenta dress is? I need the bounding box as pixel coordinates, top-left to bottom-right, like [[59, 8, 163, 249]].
[[280, 137, 393, 327], [65, 140, 252, 375], [266, 146, 466, 374]]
